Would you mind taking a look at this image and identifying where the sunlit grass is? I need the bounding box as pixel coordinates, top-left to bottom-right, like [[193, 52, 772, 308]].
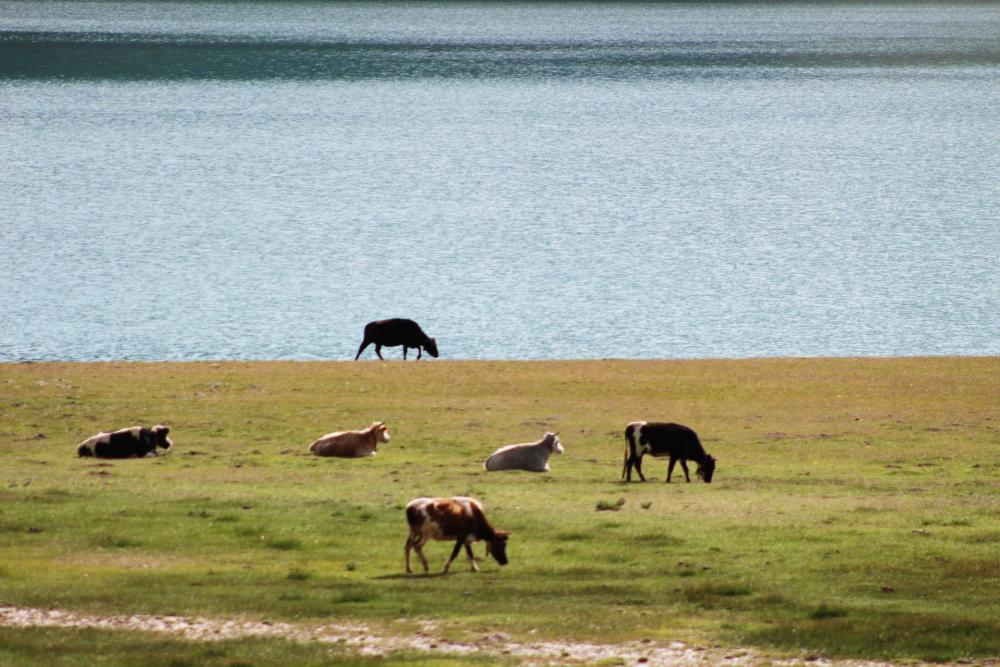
[[1, 358, 998, 662]]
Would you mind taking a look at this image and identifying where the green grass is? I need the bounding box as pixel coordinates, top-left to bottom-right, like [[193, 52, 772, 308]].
[[1, 358, 999, 663], [0, 626, 505, 667]]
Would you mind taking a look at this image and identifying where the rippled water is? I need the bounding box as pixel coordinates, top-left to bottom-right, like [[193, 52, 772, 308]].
[[2, 2, 999, 361]]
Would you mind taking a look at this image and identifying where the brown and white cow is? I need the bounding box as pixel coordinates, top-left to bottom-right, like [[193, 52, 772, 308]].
[[404, 497, 509, 574], [77, 425, 172, 459]]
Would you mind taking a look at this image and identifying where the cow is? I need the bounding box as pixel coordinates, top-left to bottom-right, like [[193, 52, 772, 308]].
[[404, 497, 509, 574], [354, 318, 439, 361], [484, 431, 563, 472], [309, 422, 390, 458], [77, 425, 172, 459], [623, 421, 716, 483]]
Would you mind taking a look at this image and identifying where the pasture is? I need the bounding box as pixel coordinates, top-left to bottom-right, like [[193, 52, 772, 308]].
[[1, 358, 998, 665]]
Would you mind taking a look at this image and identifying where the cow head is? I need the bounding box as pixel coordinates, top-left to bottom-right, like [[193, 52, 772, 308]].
[[423, 337, 439, 358], [546, 432, 564, 454], [486, 530, 510, 566], [152, 424, 172, 451], [375, 422, 390, 444], [697, 455, 716, 483]]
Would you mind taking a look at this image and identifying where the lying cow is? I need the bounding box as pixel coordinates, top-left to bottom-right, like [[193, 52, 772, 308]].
[[623, 421, 716, 483], [405, 496, 509, 574], [484, 431, 563, 472], [354, 318, 439, 361], [309, 422, 390, 458], [77, 425, 172, 459]]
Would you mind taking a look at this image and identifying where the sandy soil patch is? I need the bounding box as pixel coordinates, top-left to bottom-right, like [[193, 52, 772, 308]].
[[4, 604, 987, 666]]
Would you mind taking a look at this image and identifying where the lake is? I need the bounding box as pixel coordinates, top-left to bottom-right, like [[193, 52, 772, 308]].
[[2, 1, 998, 361]]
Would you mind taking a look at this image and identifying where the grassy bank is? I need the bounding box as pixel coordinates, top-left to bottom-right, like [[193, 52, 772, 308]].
[[1, 358, 998, 663]]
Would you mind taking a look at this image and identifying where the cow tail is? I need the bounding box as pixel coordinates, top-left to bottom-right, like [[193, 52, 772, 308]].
[[622, 425, 636, 480]]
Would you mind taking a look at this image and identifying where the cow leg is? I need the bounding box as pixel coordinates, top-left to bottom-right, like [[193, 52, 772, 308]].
[[417, 347, 422, 360], [405, 535, 414, 574], [375, 344, 384, 360], [355, 338, 371, 360], [680, 460, 691, 482], [464, 542, 480, 572], [634, 454, 646, 482], [412, 539, 430, 573], [667, 457, 677, 482], [403, 346, 408, 360], [444, 538, 466, 573]]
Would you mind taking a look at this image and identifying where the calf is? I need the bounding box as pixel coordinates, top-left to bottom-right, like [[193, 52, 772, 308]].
[[77, 425, 172, 459], [484, 431, 563, 472], [309, 422, 390, 457], [355, 318, 439, 361], [405, 497, 509, 574], [623, 421, 716, 483]]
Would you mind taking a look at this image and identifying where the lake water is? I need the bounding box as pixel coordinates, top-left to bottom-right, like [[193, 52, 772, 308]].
[[2, 1, 999, 361]]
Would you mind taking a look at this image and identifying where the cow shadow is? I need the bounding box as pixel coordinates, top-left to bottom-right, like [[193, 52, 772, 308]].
[[373, 571, 496, 580]]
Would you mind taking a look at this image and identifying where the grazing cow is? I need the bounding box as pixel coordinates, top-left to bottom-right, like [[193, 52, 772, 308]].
[[484, 432, 563, 472], [77, 425, 172, 459], [354, 318, 439, 361], [623, 421, 716, 483], [309, 422, 390, 458], [404, 497, 509, 574]]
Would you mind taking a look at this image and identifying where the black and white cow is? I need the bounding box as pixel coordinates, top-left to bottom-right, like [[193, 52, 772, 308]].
[[623, 421, 716, 483], [77, 425, 173, 459]]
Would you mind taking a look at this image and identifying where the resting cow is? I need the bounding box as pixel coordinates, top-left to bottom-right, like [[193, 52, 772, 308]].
[[623, 421, 716, 483], [484, 431, 563, 472], [405, 497, 509, 574], [77, 425, 172, 459], [354, 318, 439, 361], [309, 422, 390, 458]]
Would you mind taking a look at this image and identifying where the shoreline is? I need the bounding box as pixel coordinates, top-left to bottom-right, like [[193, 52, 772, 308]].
[[3, 354, 998, 365]]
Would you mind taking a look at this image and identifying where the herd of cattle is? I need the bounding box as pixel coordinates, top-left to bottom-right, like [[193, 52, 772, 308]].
[[74, 318, 718, 574], [74, 419, 716, 573]]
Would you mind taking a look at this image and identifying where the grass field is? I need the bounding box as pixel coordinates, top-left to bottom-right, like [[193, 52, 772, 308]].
[[1, 358, 998, 665]]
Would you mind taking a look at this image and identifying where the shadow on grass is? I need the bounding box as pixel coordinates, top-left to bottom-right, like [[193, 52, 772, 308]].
[[374, 570, 505, 580]]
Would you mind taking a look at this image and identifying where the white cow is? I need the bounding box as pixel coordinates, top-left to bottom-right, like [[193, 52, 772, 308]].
[[484, 432, 563, 472]]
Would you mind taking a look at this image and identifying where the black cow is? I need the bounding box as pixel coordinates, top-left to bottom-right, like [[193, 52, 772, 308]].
[[354, 318, 439, 361], [77, 425, 173, 458], [622, 421, 716, 483]]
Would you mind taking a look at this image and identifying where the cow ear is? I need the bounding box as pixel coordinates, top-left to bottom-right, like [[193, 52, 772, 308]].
[[496, 530, 510, 540], [156, 425, 170, 435]]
